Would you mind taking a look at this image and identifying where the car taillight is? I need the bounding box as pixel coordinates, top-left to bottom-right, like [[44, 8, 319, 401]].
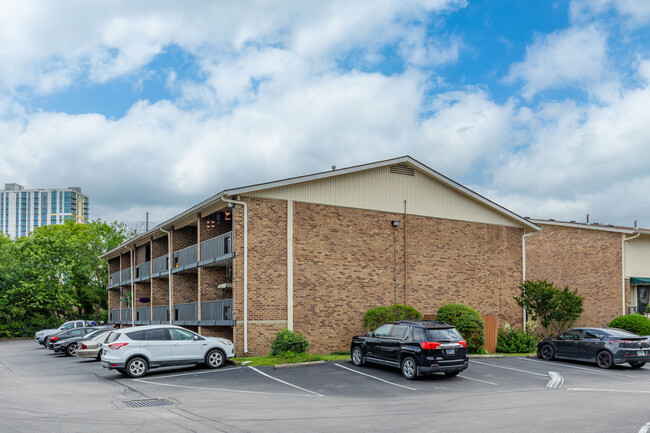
[[80, 344, 87, 349], [107, 342, 129, 350], [50, 337, 58, 342], [422, 342, 441, 350], [458, 340, 467, 348]]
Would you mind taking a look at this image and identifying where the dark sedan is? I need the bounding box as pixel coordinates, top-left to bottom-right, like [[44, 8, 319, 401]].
[[47, 327, 98, 351], [537, 327, 650, 369]]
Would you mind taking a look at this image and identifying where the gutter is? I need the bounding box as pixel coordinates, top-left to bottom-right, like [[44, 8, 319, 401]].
[[130, 245, 135, 326], [221, 195, 248, 355], [159, 228, 173, 324], [522, 230, 536, 330], [622, 231, 641, 315]]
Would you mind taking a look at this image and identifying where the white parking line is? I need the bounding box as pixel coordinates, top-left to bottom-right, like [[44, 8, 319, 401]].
[[334, 364, 418, 391], [459, 376, 498, 386], [139, 366, 239, 380], [546, 372, 564, 389], [248, 366, 324, 397], [568, 388, 650, 394], [639, 422, 650, 433], [131, 379, 316, 397], [471, 360, 548, 377], [519, 357, 632, 377]]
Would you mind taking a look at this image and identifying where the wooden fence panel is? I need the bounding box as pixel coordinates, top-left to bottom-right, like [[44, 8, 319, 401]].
[[483, 315, 499, 353]]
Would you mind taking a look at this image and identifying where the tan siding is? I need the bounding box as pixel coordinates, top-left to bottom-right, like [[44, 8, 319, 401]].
[[625, 236, 650, 278], [247, 166, 521, 228]]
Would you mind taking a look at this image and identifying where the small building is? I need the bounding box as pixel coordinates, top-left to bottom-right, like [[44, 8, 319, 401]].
[[0, 183, 89, 238], [101, 156, 539, 355], [525, 219, 650, 326]]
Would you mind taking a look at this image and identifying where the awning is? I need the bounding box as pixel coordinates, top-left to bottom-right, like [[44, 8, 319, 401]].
[[630, 277, 650, 285]]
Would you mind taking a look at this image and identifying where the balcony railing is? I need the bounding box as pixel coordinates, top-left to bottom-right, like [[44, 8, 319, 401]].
[[173, 245, 198, 272], [200, 299, 234, 325], [108, 272, 120, 289], [199, 232, 234, 266], [134, 261, 150, 282], [152, 305, 169, 323], [120, 308, 132, 324], [173, 302, 199, 325], [120, 268, 131, 285], [108, 308, 120, 324], [151, 255, 169, 278]]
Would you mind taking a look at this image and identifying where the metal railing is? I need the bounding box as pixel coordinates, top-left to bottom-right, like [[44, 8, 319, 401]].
[[135, 307, 151, 323], [200, 299, 234, 325], [134, 262, 150, 281], [173, 245, 198, 272], [120, 308, 132, 324], [108, 272, 120, 288], [152, 255, 169, 277], [152, 305, 169, 323], [628, 306, 649, 314], [173, 302, 198, 324], [199, 232, 233, 266], [108, 308, 120, 324], [120, 268, 131, 285]]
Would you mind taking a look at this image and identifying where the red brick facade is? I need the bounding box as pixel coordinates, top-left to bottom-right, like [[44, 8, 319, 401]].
[[525, 224, 624, 327]]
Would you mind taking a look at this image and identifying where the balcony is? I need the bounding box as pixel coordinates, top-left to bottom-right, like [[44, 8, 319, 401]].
[[172, 245, 198, 273], [199, 232, 233, 266], [120, 268, 131, 286], [151, 255, 169, 278], [108, 300, 235, 326], [108, 272, 120, 289], [134, 261, 151, 282]]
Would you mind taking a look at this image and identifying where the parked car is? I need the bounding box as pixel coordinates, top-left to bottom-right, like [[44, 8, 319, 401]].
[[537, 327, 650, 369], [35, 320, 96, 346], [52, 329, 111, 356], [76, 330, 113, 361], [101, 325, 235, 378], [350, 320, 469, 380], [46, 327, 99, 350]]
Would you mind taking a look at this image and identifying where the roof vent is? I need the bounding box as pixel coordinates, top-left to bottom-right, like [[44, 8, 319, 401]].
[[389, 164, 414, 177]]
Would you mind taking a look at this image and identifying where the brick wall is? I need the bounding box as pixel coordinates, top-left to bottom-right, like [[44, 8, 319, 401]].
[[199, 326, 233, 340], [151, 278, 169, 306], [200, 213, 232, 242], [134, 282, 151, 308], [108, 289, 120, 312], [200, 267, 230, 301], [525, 224, 623, 326], [174, 226, 197, 251], [292, 202, 524, 354], [152, 236, 168, 259], [108, 258, 120, 274], [173, 273, 198, 304]]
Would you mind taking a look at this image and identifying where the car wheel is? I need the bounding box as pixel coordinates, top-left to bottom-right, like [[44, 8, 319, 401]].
[[401, 356, 417, 380], [540, 344, 555, 360], [205, 349, 226, 369], [629, 361, 645, 368], [96, 353, 102, 361], [125, 357, 148, 378], [43, 337, 49, 348], [444, 371, 460, 377], [596, 350, 614, 369], [351, 346, 364, 366], [66, 343, 77, 357]]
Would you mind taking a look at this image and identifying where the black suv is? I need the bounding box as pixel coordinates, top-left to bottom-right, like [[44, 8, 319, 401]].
[[350, 320, 468, 379]]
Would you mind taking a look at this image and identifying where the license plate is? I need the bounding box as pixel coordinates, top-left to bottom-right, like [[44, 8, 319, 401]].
[[445, 349, 455, 355], [638, 350, 645, 356]]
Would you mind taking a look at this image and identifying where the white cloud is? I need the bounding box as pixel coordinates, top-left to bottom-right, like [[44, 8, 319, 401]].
[[504, 26, 608, 98], [570, 0, 650, 27]]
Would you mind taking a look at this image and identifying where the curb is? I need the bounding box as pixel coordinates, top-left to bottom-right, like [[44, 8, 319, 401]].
[[273, 360, 326, 369]]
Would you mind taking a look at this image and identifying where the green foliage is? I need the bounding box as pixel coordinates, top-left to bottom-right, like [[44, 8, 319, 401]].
[[278, 351, 321, 364], [362, 304, 422, 330], [0, 220, 130, 337], [608, 314, 650, 335], [270, 328, 310, 356], [496, 324, 538, 353], [514, 280, 584, 337], [436, 303, 486, 354]]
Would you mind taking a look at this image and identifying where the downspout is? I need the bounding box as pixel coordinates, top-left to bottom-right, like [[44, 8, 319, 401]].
[[522, 231, 536, 330], [622, 232, 641, 315], [222, 195, 248, 354], [130, 245, 135, 327], [159, 228, 173, 324]]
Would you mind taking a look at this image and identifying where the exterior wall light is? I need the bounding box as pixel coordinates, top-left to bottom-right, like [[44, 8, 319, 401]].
[[391, 220, 400, 227]]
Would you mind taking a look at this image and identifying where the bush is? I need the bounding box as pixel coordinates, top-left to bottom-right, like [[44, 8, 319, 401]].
[[270, 329, 309, 356], [496, 324, 538, 353], [608, 314, 650, 335], [436, 303, 485, 354], [362, 304, 422, 330]]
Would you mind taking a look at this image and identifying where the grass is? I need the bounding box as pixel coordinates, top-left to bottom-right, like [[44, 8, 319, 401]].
[[233, 352, 350, 367]]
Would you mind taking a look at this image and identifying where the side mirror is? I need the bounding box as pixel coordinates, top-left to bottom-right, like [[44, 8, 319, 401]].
[[367, 331, 374, 337], [194, 335, 199, 341]]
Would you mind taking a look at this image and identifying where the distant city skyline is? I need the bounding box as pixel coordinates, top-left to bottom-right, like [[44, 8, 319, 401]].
[[1, 1, 650, 228]]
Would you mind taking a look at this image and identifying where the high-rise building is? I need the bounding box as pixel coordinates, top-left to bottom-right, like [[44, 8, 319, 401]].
[[0, 183, 89, 239]]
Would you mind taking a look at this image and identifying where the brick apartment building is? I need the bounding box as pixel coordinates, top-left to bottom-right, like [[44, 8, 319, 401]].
[[102, 156, 540, 355], [525, 220, 650, 326]]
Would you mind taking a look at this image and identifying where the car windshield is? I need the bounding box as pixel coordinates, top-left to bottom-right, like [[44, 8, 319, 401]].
[[414, 328, 463, 342], [84, 330, 104, 339]]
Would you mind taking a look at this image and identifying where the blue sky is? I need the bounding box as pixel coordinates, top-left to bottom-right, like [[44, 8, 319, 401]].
[[1, 0, 650, 230]]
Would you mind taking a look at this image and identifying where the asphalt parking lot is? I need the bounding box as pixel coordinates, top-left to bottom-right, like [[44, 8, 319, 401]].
[[2, 340, 650, 433]]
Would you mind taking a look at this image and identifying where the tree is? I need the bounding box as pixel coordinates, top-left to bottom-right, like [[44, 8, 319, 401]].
[[0, 220, 130, 337], [514, 280, 583, 337]]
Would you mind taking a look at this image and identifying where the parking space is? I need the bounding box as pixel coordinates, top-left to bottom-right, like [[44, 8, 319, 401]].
[[4, 340, 650, 433]]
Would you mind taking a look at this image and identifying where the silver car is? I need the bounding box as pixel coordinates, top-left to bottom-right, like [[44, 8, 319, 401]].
[[100, 325, 235, 378]]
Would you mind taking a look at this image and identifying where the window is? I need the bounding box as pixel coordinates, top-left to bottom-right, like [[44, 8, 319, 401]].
[[373, 324, 393, 337], [128, 331, 145, 341], [389, 325, 408, 339], [584, 330, 603, 340], [169, 328, 199, 341], [144, 328, 169, 341], [561, 330, 583, 340], [61, 323, 75, 330]]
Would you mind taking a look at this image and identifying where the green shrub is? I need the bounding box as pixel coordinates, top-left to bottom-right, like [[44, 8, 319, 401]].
[[362, 304, 422, 330], [608, 314, 650, 335], [270, 328, 309, 356], [496, 324, 538, 353], [436, 303, 485, 354]]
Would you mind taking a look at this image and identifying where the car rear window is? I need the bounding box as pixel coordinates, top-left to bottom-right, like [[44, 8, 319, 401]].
[[606, 329, 642, 338], [106, 332, 121, 343], [413, 327, 463, 342]]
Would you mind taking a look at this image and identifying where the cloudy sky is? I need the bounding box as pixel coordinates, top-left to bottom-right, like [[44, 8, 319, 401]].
[[2, 0, 650, 230]]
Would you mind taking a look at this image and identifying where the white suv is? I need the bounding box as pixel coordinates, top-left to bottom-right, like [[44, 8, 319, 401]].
[[100, 325, 235, 378]]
